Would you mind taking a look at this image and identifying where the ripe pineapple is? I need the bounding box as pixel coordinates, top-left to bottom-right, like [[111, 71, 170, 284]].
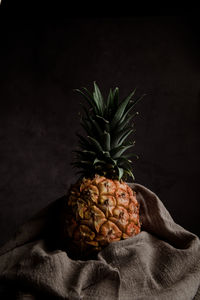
[[64, 82, 145, 258]]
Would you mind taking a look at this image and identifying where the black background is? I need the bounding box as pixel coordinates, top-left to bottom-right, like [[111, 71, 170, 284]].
[[0, 3, 200, 246]]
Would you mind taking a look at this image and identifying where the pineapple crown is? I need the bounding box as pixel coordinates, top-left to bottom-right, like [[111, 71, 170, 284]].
[[72, 82, 145, 181]]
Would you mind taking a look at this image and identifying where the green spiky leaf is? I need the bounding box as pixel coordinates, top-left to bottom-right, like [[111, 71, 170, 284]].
[[112, 88, 136, 128], [87, 136, 103, 153], [93, 82, 104, 115], [103, 131, 110, 151], [117, 166, 124, 180], [112, 87, 119, 106], [75, 89, 98, 114], [110, 144, 135, 159], [96, 115, 109, 124], [93, 158, 106, 165], [111, 128, 134, 148]]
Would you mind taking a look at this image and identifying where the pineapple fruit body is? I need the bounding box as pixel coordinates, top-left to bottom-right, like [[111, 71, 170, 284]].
[[65, 175, 141, 255]]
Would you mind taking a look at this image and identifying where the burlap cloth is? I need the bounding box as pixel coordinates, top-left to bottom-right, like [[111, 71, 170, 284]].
[[0, 183, 200, 299]]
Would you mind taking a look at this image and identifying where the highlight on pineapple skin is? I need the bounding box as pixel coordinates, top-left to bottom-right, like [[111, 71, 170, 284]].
[[64, 175, 141, 255]]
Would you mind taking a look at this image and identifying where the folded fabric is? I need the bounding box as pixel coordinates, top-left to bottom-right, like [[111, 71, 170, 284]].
[[0, 183, 200, 300]]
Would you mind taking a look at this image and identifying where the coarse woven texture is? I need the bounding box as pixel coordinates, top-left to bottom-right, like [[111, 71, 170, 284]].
[[0, 183, 200, 300]]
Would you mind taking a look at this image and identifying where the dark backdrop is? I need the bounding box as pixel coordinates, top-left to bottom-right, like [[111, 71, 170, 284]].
[[0, 16, 200, 247]]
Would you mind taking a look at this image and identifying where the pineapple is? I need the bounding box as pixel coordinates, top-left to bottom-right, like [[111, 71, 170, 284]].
[[64, 82, 145, 259]]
